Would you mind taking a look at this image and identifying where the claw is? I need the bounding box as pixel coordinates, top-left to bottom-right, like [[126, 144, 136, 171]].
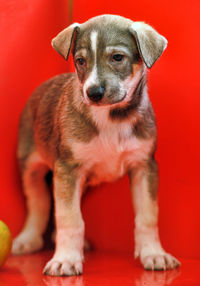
[[43, 258, 83, 276], [142, 253, 181, 271]]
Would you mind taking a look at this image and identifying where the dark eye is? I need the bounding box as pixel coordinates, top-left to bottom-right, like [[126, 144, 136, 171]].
[[112, 54, 124, 62], [76, 58, 86, 66]]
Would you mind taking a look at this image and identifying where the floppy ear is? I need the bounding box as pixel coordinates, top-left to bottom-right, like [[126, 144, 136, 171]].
[[129, 22, 168, 68], [51, 23, 80, 60]]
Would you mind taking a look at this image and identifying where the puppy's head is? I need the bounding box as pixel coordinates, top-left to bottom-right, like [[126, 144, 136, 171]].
[[52, 15, 167, 106]]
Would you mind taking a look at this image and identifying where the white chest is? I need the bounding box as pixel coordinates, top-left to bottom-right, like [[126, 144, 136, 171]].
[[71, 122, 154, 185]]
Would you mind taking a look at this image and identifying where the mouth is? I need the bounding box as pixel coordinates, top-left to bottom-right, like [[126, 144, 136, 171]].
[[82, 91, 127, 107]]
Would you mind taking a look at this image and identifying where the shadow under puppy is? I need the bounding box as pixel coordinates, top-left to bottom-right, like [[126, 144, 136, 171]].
[[12, 14, 180, 276]]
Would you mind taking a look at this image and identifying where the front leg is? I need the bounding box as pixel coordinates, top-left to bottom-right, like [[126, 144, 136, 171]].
[[129, 159, 180, 270], [43, 160, 84, 276]]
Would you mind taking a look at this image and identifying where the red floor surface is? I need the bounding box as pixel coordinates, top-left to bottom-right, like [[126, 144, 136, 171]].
[[0, 251, 199, 286]]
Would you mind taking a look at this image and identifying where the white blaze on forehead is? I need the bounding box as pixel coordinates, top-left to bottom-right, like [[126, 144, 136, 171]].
[[83, 31, 99, 100], [91, 31, 98, 57]]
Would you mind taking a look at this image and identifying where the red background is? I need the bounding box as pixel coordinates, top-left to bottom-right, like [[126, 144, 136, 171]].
[[0, 0, 200, 260]]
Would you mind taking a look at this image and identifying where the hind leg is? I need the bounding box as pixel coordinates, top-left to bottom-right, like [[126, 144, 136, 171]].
[[12, 151, 51, 255]]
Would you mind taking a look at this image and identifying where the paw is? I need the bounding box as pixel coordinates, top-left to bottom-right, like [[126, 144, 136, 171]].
[[43, 258, 83, 276], [12, 231, 43, 255], [141, 253, 181, 270]]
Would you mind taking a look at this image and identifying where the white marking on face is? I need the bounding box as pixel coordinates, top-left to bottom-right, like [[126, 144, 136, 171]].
[[83, 31, 99, 101]]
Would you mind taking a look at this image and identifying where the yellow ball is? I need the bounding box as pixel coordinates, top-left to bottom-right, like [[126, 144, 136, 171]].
[[0, 220, 12, 268]]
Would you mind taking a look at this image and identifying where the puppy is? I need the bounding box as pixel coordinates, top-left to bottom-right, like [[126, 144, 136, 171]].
[[12, 15, 180, 276]]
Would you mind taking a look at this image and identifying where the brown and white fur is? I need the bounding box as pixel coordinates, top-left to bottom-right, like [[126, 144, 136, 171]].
[[12, 15, 180, 276]]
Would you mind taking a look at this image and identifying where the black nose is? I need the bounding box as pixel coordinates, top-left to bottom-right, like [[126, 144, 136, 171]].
[[87, 86, 105, 102]]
